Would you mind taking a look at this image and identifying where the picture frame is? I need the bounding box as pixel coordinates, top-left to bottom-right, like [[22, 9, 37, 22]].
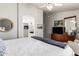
[[54, 20, 64, 27], [37, 24, 43, 29], [24, 26, 29, 29]]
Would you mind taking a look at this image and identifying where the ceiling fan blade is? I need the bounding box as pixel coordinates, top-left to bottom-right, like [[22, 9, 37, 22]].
[[40, 4, 47, 8]]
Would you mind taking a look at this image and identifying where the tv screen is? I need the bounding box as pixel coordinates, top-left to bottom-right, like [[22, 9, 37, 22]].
[[52, 27, 65, 34]]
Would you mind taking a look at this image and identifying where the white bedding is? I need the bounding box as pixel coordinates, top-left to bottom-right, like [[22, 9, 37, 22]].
[[4, 37, 74, 56]]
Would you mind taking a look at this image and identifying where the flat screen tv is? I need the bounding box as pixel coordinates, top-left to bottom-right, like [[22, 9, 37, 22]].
[[52, 27, 65, 34]]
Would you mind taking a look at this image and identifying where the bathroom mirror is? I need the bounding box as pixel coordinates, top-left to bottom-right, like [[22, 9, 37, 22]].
[[64, 16, 77, 36], [0, 18, 13, 32]]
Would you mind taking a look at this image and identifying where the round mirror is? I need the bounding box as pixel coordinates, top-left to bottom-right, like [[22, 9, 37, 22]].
[[0, 18, 13, 32]]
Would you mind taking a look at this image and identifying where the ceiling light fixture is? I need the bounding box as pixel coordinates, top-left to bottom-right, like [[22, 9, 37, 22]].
[[54, 3, 63, 6], [46, 3, 53, 10], [40, 3, 63, 11]]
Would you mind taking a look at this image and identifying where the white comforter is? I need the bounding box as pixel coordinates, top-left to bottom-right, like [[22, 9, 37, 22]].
[[4, 37, 74, 56]]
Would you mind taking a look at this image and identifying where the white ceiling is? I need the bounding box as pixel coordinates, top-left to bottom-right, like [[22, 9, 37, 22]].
[[26, 3, 79, 13]]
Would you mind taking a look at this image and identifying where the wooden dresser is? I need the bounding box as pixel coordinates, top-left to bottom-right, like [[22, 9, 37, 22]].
[[51, 33, 75, 42]]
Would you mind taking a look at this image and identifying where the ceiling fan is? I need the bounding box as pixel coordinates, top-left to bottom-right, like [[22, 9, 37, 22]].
[[40, 3, 63, 11]]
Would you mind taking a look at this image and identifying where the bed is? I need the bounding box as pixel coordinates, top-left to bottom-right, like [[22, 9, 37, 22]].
[[3, 37, 74, 56]]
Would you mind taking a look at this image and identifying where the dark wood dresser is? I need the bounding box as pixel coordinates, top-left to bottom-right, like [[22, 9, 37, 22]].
[[51, 33, 75, 42]]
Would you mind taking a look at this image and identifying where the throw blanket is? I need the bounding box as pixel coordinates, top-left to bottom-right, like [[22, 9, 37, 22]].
[[0, 39, 6, 56]]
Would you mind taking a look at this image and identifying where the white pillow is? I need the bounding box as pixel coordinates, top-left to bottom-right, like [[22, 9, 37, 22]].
[[74, 39, 79, 43], [68, 41, 79, 55]]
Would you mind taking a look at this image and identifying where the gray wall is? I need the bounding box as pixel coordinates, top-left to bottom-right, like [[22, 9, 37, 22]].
[[0, 3, 17, 39], [0, 3, 43, 39], [44, 12, 54, 38]]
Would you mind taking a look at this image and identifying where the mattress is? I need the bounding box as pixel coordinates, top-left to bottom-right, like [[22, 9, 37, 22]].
[[4, 37, 74, 56]]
